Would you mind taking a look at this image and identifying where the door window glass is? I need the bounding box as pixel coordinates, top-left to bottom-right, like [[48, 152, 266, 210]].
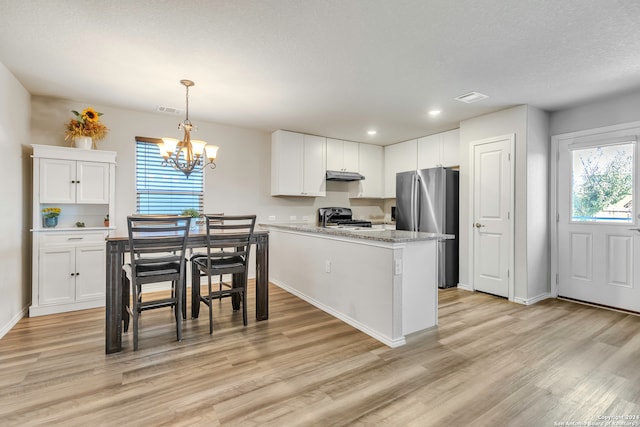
[[571, 142, 634, 223]]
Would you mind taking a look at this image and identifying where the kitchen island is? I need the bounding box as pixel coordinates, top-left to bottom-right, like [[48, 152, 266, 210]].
[[261, 223, 453, 347]]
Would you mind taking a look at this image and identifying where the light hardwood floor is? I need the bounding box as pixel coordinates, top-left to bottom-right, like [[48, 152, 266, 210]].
[[2, 284, 640, 426]]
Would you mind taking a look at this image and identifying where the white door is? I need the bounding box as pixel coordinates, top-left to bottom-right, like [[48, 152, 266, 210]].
[[557, 136, 640, 312], [472, 136, 514, 298]]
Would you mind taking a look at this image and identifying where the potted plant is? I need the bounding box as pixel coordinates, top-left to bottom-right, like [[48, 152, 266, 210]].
[[181, 208, 202, 228], [64, 107, 109, 149], [104, 214, 109, 227], [42, 207, 61, 228]]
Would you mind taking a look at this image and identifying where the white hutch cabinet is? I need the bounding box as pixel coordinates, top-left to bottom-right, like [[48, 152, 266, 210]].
[[30, 144, 116, 317]]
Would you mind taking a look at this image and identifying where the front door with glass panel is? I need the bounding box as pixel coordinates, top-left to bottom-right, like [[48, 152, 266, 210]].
[[557, 136, 640, 312]]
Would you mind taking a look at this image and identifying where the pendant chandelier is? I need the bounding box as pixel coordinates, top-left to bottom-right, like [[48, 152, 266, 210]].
[[159, 79, 218, 177]]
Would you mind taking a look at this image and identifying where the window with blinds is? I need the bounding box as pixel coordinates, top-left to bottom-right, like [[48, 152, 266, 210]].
[[135, 139, 204, 214]]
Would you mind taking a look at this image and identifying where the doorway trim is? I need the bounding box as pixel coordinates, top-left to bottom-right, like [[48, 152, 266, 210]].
[[550, 120, 640, 299], [468, 134, 516, 301]]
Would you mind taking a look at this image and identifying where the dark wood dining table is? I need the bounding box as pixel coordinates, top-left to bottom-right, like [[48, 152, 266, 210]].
[[105, 228, 269, 354]]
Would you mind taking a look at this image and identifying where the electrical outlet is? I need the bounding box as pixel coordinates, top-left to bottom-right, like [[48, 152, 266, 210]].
[[302, 215, 310, 221], [394, 258, 402, 275], [268, 215, 276, 221], [325, 260, 331, 273], [289, 215, 297, 221]]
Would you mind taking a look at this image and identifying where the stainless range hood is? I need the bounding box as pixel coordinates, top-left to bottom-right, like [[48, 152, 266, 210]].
[[325, 170, 365, 181]]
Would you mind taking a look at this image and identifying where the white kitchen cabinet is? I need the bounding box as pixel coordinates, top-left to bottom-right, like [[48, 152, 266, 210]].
[[40, 158, 110, 204], [271, 130, 326, 196], [326, 138, 359, 172], [350, 143, 383, 198], [417, 129, 460, 170], [36, 232, 107, 309], [384, 139, 417, 198], [30, 144, 116, 316]]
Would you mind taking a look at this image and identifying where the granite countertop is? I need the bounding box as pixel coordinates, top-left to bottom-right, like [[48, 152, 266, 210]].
[[259, 223, 454, 243]]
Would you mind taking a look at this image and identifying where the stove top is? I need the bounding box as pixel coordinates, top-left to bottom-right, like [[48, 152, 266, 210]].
[[333, 219, 372, 227], [318, 207, 372, 228]]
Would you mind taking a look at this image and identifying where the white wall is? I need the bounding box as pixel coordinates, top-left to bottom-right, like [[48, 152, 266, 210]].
[[459, 105, 550, 303], [0, 62, 31, 337], [550, 88, 640, 136]]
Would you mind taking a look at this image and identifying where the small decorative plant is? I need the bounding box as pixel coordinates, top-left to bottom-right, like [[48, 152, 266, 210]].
[[42, 207, 61, 218], [104, 214, 109, 227], [64, 107, 109, 143], [181, 208, 201, 218]]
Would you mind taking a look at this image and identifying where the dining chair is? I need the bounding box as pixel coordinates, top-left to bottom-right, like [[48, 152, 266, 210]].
[[188, 213, 231, 300], [122, 215, 191, 351], [191, 214, 256, 333]]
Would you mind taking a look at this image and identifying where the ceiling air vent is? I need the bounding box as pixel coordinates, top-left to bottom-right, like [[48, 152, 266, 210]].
[[454, 91, 489, 104], [156, 106, 183, 115]]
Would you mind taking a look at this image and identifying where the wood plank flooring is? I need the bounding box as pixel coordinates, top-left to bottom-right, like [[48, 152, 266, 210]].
[[2, 284, 640, 426]]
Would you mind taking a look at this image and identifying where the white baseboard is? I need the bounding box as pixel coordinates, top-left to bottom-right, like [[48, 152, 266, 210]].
[[513, 292, 552, 305], [456, 283, 474, 292], [0, 305, 29, 339], [271, 279, 406, 348]]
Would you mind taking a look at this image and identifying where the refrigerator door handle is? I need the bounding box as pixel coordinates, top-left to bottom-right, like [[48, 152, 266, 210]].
[[413, 174, 422, 231], [412, 174, 419, 231]]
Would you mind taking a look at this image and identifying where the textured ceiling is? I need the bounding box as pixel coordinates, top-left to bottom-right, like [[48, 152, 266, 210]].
[[1, 0, 640, 144]]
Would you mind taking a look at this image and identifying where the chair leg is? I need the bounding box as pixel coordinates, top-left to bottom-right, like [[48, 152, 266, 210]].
[[176, 278, 182, 342], [132, 281, 140, 351], [208, 276, 214, 334], [122, 271, 130, 333], [242, 272, 248, 326]]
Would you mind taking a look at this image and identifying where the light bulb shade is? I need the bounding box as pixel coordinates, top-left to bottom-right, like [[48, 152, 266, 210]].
[[161, 137, 179, 154], [191, 139, 207, 156], [158, 142, 169, 159], [205, 145, 219, 161]]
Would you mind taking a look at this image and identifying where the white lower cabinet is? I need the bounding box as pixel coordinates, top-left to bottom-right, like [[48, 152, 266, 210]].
[[31, 231, 107, 316]]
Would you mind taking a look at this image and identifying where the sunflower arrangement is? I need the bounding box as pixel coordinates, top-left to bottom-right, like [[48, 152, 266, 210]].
[[42, 207, 61, 218], [64, 107, 109, 142]]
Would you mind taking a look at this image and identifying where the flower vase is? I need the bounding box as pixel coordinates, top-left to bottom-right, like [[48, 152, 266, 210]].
[[44, 216, 58, 228], [74, 136, 93, 149]]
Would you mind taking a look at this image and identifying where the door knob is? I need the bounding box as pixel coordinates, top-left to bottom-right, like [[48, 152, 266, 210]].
[[474, 223, 485, 228]]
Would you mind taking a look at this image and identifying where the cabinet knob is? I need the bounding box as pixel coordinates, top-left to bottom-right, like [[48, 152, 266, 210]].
[[70, 273, 75, 276]]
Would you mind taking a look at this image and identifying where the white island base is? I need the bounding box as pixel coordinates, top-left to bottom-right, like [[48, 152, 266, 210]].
[[265, 225, 446, 347]]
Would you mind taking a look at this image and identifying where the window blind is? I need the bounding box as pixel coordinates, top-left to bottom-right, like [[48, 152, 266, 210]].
[[135, 139, 204, 214]]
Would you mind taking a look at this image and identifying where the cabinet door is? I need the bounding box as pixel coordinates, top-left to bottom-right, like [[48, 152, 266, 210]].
[[441, 129, 460, 167], [75, 245, 106, 300], [352, 143, 383, 198], [271, 130, 304, 195], [326, 139, 359, 172], [76, 161, 110, 203], [302, 134, 326, 196], [40, 159, 76, 203], [39, 246, 75, 305], [384, 139, 417, 198], [418, 134, 442, 169], [342, 140, 360, 172], [326, 138, 343, 171]]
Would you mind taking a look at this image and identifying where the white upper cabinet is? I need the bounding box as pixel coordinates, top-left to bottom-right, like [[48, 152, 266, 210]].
[[350, 143, 383, 198], [384, 139, 417, 198], [327, 138, 359, 172], [417, 129, 460, 170], [271, 130, 326, 197], [40, 159, 110, 204]]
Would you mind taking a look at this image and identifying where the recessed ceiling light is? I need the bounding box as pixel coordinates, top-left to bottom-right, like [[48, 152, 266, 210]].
[[428, 110, 441, 116], [367, 130, 377, 135], [454, 91, 489, 104]]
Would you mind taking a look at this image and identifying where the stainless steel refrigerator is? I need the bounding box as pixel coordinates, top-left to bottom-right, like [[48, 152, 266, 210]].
[[396, 167, 459, 288]]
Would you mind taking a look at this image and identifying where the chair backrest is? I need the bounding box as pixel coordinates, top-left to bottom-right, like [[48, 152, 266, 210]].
[[203, 214, 256, 266], [126, 215, 191, 276]]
